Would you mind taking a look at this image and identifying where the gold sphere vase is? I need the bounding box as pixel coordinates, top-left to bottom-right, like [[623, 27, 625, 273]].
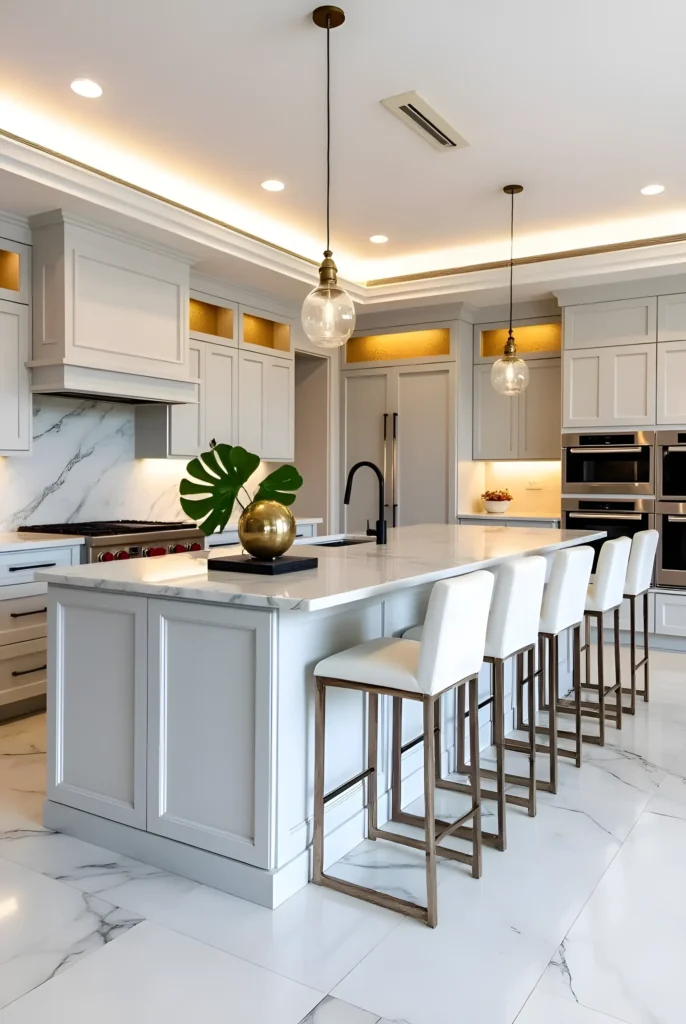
[[238, 500, 296, 560]]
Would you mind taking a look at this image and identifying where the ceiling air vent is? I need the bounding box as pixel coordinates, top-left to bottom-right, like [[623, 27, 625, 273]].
[[381, 91, 469, 151]]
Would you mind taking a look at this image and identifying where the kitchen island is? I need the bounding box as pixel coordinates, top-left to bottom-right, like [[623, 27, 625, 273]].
[[39, 524, 603, 908]]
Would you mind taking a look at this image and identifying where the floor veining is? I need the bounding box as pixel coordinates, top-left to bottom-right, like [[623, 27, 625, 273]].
[[0, 645, 683, 1022]]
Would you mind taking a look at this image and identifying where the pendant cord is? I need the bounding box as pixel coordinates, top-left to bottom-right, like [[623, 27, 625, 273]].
[[508, 188, 514, 337], [325, 15, 331, 254]]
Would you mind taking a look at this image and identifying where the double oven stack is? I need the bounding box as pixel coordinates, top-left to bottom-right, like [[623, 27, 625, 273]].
[[562, 431, 686, 588]]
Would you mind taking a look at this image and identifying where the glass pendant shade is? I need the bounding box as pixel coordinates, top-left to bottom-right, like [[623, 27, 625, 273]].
[[491, 352, 530, 396], [302, 278, 356, 349]]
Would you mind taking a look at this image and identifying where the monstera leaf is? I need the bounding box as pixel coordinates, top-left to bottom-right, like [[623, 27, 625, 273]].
[[254, 464, 303, 506], [180, 444, 260, 536], [179, 444, 303, 536]]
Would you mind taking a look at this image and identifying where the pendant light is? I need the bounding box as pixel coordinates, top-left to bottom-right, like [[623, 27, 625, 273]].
[[491, 184, 530, 396], [301, 6, 356, 349]]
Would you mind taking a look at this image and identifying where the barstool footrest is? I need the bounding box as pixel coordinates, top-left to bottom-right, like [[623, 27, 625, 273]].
[[316, 871, 429, 924], [385, 812, 477, 868]]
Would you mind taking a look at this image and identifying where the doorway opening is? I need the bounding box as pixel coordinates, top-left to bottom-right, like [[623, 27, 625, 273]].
[[294, 352, 330, 532]]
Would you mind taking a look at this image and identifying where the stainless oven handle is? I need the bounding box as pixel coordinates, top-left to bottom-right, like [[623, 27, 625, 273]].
[[567, 446, 643, 454], [567, 512, 643, 521], [665, 446, 686, 454], [667, 516, 686, 523]]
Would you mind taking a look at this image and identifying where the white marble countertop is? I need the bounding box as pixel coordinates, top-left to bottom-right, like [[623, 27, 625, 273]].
[[36, 524, 604, 612], [457, 513, 561, 522], [0, 532, 86, 553]]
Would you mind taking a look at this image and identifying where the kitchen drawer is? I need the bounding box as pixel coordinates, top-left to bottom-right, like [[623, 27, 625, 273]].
[[618, 593, 655, 634], [655, 592, 686, 637], [0, 593, 48, 645], [0, 546, 75, 586], [0, 638, 47, 707]]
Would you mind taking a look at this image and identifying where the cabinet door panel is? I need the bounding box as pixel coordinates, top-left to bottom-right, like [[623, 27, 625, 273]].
[[563, 297, 656, 350], [238, 351, 266, 454], [47, 588, 147, 827], [563, 350, 602, 429], [204, 343, 239, 446], [394, 365, 452, 525], [0, 299, 30, 454], [518, 360, 561, 459], [473, 363, 517, 459], [342, 370, 390, 534], [657, 293, 686, 342], [657, 341, 686, 424], [147, 600, 274, 867], [170, 339, 203, 457], [263, 356, 294, 461], [607, 344, 656, 424]]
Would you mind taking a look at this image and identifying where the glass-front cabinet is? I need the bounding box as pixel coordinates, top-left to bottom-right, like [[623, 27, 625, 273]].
[[343, 324, 453, 368], [0, 238, 30, 305]]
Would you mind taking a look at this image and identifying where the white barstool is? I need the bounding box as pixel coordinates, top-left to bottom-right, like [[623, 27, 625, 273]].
[[622, 530, 659, 713], [531, 545, 595, 791], [412, 557, 546, 852], [575, 536, 632, 746], [312, 570, 495, 928]]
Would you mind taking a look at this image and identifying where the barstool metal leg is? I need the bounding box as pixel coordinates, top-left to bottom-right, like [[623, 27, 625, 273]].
[[456, 683, 468, 773], [629, 595, 637, 715], [527, 645, 537, 815], [585, 611, 592, 688], [547, 634, 558, 794], [614, 607, 623, 731], [313, 678, 326, 884], [391, 696, 402, 820], [516, 651, 526, 730], [574, 624, 583, 767], [468, 675, 483, 879], [598, 613, 606, 746], [644, 590, 650, 702], [493, 657, 507, 851], [367, 692, 378, 839], [423, 697, 438, 928]]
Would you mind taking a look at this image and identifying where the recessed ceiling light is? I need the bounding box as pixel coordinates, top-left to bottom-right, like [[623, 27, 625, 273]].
[[261, 180, 285, 192], [70, 78, 102, 99], [641, 184, 665, 195], [370, 234, 388, 244]]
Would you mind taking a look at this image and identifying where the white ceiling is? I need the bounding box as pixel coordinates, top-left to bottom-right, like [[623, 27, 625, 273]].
[[2, 0, 686, 283]]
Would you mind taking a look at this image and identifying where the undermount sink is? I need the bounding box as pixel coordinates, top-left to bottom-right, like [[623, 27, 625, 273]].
[[317, 538, 374, 548]]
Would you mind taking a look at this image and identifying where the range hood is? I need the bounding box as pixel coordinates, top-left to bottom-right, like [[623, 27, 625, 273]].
[[29, 211, 198, 405]]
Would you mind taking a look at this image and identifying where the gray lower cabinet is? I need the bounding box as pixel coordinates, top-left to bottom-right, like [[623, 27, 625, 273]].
[[48, 586, 276, 868], [146, 599, 275, 867], [47, 587, 148, 828]]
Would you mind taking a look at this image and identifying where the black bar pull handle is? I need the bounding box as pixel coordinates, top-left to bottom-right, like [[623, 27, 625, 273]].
[[8, 562, 56, 573], [12, 664, 47, 677], [10, 607, 47, 619]]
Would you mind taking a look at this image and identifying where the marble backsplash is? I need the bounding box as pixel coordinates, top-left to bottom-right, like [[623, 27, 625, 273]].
[[0, 396, 273, 531]]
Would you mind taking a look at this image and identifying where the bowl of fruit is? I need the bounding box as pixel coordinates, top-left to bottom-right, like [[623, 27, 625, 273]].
[[481, 489, 513, 514]]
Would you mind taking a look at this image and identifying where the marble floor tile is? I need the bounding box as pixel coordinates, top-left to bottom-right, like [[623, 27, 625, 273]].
[[0, 828, 199, 919], [516, 990, 631, 1023], [0, 920, 324, 1024], [0, 893, 141, 1010], [646, 771, 686, 821], [299, 994, 386, 1023], [153, 878, 400, 993], [538, 811, 686, 1024]]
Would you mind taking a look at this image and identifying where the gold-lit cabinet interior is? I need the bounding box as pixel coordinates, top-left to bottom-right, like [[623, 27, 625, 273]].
[[189, 291, 237, 348], [0, 238, 30, 305], [473, 320, 561, 460], [343, 325, 453, 368], [239, 304, 293, 359]]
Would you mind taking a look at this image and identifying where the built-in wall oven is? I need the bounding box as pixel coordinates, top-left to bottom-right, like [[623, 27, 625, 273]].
[[562, 498, 655, 571], [656, 502, 686, 587], [656, 431, 686, 501], [562, 432, 655, 496]]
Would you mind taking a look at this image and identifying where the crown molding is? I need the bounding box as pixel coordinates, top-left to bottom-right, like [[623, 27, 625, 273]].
[[5, 129, 686, 308]]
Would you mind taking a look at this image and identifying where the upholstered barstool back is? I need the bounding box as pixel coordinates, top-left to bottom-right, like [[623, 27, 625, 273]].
[[624, 530, 659, 597], [417, 571, 495, 694], [484, 556, 547, 660], [586, 537, 632, 614], [540, 546, 595, 636]]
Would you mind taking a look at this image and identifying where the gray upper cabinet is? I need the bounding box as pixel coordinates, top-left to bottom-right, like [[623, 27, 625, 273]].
[[563, 297, 657, 350], [473, 360, 560, 460], [563, 343, 656, 429], [657, 293, 686, 342]]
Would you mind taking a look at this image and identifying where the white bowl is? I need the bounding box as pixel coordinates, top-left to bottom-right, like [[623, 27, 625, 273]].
[[483, 500, 511, 514]]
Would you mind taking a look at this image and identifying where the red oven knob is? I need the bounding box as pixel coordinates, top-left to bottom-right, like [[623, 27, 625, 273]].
[[189, 542, 203, 551], [144, 546, 166, 557], [170, 543, 188, 554], [99, 551, 114, 562], [115, 550, 131, 560]]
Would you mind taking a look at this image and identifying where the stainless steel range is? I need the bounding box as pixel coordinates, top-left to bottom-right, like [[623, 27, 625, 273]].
[[18, 521, 205, 563]]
